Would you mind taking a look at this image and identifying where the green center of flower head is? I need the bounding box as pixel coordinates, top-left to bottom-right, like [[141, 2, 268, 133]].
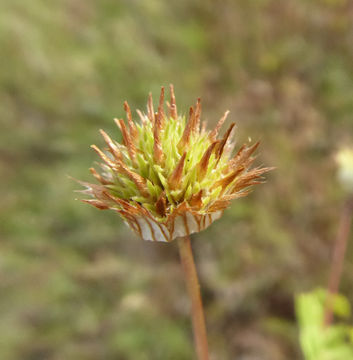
[[106, 115, 225, 215], [83, 85, 270, 222]]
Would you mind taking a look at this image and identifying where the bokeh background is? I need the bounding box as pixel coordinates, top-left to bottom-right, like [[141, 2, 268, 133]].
[[1, 0, 353, 359]]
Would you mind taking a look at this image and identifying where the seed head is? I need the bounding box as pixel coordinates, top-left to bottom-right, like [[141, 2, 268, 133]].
[[77, 85, 272, 242]]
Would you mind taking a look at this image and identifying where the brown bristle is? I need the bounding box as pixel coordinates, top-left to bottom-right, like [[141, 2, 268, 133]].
[[228, 141, 261, 170], [209, 110, 230, 141], [90, 145, 116, 169], [194, 98, 201, 134], [92, 186, 115, 203], [155, 191, 167, 217], [231, 144, 246, 163], [99, 129, 122, 160], [216, 122, 236, 160], [178, 107, 194, 150], [136, 109, 147, 125], [189, 190, 203, 208], [158, 86, 165, 122], [226, 155, 257, 175], [169, 84, 177, 120], [117, 161, 149, 198], [89, 167, 112, 185], [201, 120, 207, 134], [231, 167, 273, 193], [81, 199, 110, 210], [198, 141, 219, 180], [247, 141, 261, 157], [210, 170, 238, 193], [153, 109, 165, 165], [124, 101, 138, 141], [147, 92, 154, 123], [207, 199, 230, 212], [229, 190, 252, 199], [114, 118, 137, 164], [168, 152, 187, 190], [104, 192, 143, 214]]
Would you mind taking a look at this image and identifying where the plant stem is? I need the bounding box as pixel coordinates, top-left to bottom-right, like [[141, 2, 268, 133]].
[[178, 235, 209, 360], [324, 196, 353, 327]]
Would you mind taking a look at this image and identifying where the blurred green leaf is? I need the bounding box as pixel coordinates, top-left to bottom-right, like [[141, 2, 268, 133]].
[[296, 288, 353, 360]]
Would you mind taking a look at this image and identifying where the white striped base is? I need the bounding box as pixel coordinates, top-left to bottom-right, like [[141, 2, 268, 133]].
[[124, 210, 223, 242]]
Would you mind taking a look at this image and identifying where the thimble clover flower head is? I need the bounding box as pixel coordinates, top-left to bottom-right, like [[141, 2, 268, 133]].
[[336, 147, 353, 193], [78, 85, 271, 242]]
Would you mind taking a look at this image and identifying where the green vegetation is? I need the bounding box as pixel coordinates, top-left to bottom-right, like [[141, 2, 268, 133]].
[[1, 0, 353, 359], [296, 289, 353, 360]]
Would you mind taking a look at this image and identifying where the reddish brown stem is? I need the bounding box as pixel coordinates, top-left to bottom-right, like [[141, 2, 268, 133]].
[[178, 235, 209, 360], [324, 197, 353, 327]]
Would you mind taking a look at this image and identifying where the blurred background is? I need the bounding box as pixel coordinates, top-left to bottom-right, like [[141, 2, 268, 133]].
[[1, 0, 353, 359]]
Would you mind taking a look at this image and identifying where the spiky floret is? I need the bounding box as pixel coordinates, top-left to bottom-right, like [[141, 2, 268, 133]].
[[78, 85, 271, 242]]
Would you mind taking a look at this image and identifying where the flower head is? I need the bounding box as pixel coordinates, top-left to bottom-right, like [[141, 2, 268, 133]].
[[78, 85, 271, 242]]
